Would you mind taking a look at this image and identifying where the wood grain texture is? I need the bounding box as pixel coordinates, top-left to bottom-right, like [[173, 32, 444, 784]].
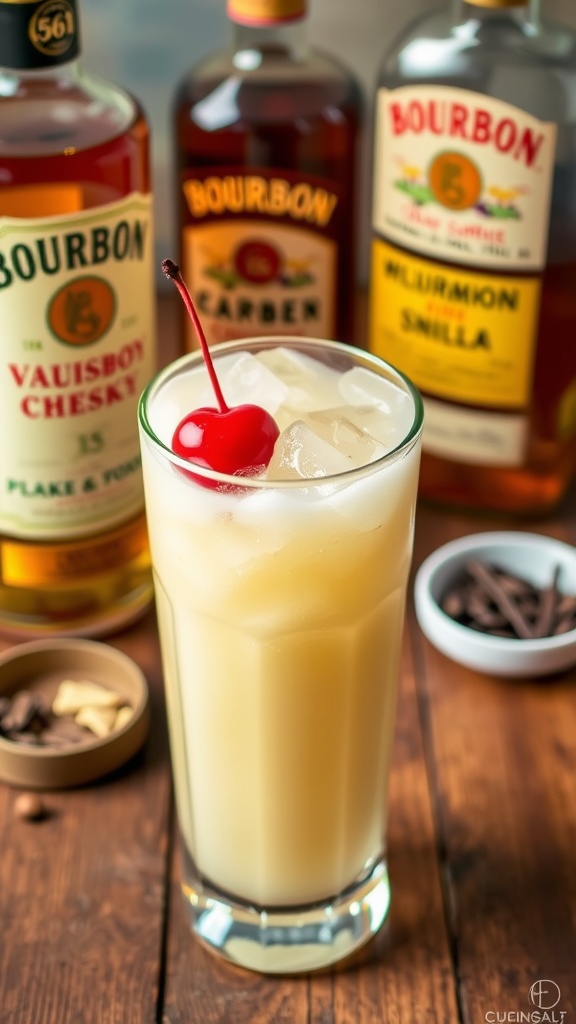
[[0, 608, 172, 1024], [410, 492, 576, 1024], [162, 637, 459, 1024]]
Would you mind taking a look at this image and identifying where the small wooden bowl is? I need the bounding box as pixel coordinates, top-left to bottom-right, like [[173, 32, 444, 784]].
[[0, 639, 150, 789]]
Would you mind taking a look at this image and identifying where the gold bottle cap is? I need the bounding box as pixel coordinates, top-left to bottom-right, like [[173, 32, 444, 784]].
[[228, 0, 306, 24], [465, 0, 529, 7]]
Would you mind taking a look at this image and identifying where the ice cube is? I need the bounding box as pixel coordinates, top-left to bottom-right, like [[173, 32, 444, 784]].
[[317, 434, 421, 534], [266, 420, 353, 480], [148, 369, 205, 447], [338, 367, 414, 445], [306, 408, 387, 465], [257, 346, 341, 411], [340, 404, 398, 447], [270, 403, 306, 434], [198, 351, 289, 415]]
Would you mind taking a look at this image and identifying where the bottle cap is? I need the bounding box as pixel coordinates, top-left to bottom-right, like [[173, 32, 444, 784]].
[[465, 0, 529, 6], [0, 0, 81, 71], [227, 0, 306, 27]]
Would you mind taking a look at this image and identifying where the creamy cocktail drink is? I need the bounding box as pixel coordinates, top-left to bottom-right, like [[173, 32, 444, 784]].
[[139, 333, 422, 973]]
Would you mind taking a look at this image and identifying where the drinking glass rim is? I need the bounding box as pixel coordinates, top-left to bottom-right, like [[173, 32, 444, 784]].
[[138, 335, 424, 489]]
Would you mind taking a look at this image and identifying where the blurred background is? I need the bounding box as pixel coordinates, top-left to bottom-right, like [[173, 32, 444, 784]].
[[80, 0, 576, 288]]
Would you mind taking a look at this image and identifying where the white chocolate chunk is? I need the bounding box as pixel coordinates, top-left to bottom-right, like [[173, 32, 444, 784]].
[[52, 680, 122, 716], [75, 705, 118, 738], [114, 706, 134, 731]]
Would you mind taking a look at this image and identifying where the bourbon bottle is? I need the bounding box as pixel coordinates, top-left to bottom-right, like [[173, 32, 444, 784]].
[[369, 0, 576, 515], [0, 0, 156, 635], [173, 0, 362, 350]]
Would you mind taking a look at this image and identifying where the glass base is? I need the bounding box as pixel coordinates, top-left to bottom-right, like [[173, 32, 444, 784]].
[[181, 855, 390, 974]]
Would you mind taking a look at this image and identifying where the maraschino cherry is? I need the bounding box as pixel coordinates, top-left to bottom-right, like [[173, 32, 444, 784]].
[[162, 259, 280, 483]]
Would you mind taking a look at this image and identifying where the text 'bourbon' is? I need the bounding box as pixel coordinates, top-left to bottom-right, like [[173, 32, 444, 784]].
[[0, 0, 156, 635]]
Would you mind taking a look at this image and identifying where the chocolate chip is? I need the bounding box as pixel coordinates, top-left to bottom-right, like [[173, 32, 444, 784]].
[[1, 691, 44, 733], [9, 730, 42, 746], [13, 793, 46, 821], [0, 680, 132, 754], [40, 718, 90, 746]]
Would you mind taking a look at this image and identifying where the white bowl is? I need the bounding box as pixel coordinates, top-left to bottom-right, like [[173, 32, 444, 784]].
[[414, 531, 576, 678]]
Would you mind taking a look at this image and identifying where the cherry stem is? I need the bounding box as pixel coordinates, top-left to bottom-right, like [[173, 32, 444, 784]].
[[162, 259, 229, 413]]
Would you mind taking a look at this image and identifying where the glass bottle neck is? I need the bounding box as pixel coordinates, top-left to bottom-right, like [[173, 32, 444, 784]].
[[230, 19, 309, 65], [0, 59, 83, 97]]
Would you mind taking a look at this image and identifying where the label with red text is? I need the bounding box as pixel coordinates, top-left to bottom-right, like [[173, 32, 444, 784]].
[[0, 193, 155, 539], [372, 85, 556, 271], [370, 86, 557, 468], [180, 168, 340, 347]]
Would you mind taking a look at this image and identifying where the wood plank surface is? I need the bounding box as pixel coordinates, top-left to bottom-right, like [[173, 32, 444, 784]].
[[0, 608, 172, 1024], [410, 493, 576, 1024], [162, 635, 459, 1023]]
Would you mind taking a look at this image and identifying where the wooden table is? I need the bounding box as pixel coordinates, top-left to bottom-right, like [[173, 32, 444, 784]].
[[0, 298, 575, 1023]]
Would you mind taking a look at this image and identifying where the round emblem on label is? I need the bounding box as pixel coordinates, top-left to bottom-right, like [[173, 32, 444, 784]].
[[28, 0, 76, 58], [234, 240, 282, 284], [48, 276, 116, 346], [428, 151, 482, 211]]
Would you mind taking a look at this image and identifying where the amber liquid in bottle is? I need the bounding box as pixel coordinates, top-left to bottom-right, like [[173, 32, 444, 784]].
[[173, 23, 363, 347], [370, 0, 576, 516], [0, 75, 154, 636], [417, 257, 576, 514]]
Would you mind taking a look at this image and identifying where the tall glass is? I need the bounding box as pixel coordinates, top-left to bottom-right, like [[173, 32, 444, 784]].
[[138, 336, 423, 973]]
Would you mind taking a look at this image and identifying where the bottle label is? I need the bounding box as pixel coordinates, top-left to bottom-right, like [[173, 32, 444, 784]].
[[372, 86, 556, 271], [371, 239, 540, 407], [370, 85, 557, 467], [422, 397, 529, 466], [181, 169, 340, 346], [227, 0, 306, 26], [0, 193, 155, 540], [0, 0, 81, 71]]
